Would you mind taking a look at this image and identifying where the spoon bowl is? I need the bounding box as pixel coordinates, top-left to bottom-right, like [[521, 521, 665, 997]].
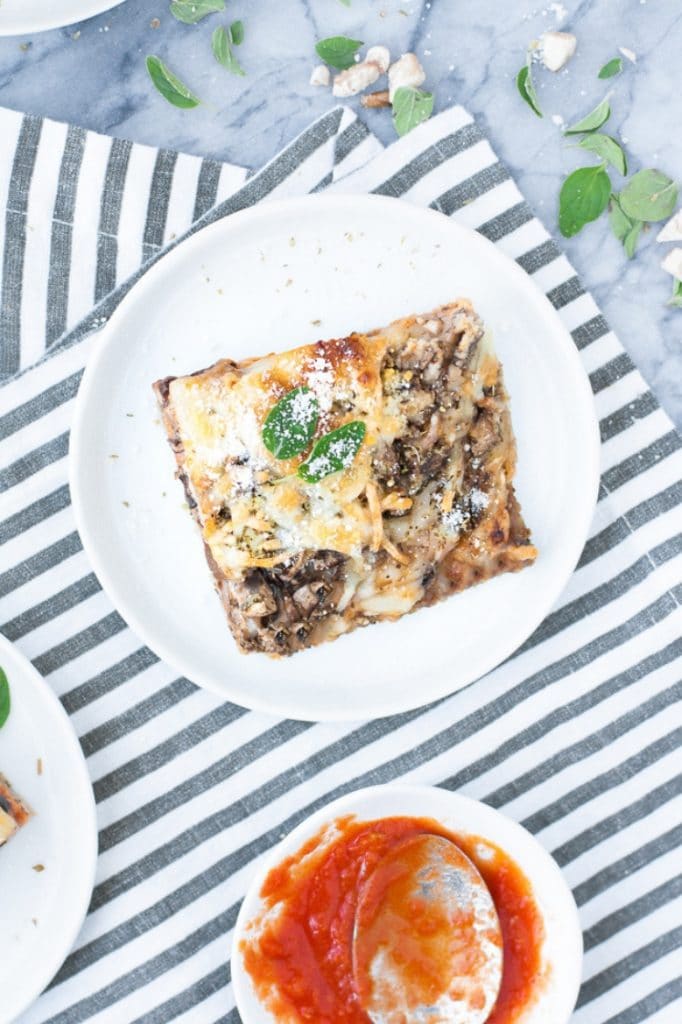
[[352, 833, 503, 1024]]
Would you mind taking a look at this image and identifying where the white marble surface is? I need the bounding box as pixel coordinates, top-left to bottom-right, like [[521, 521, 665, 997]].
[[0, 0, 680, 428]]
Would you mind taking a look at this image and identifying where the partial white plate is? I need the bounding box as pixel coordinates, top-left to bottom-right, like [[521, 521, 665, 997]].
[[70, 194, 600, 722], [0, 634, 97, 1024], [232, 784, 584, 1024], [0, 0, 125, 35]]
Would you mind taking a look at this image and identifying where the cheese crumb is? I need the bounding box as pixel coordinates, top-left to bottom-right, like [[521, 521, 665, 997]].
[[661, 248, 682, 282], [657, 211, 682, 243], [541, 31, 577, 72], [310, 65, 330, 87]]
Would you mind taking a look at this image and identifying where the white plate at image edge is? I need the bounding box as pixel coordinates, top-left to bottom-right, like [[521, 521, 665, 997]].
[[0, 634, 97, 1024], [0, 0, 125, 35], [69, 194, 600, 721]]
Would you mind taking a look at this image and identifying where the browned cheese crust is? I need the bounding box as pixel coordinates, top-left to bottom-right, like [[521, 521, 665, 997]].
[[153, 301, 537, 657]]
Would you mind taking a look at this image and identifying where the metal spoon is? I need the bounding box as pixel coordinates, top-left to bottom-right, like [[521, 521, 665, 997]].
[[352, 833, 503, 1024]]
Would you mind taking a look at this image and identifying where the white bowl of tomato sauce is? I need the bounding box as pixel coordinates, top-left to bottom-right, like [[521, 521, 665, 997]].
[[232, 784, 583, 1024]]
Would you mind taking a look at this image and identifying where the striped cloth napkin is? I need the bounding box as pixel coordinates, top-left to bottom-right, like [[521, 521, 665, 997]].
[[1, 101, 681, 1024]]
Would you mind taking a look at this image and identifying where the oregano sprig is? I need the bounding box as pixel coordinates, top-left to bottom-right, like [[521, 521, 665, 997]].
[[516, 63, 543, 118], [146, 56, 200, 108]]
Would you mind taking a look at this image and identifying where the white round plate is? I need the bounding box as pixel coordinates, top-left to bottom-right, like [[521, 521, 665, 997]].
[[0, 634, 97, 1024], [0, 0, 125, 35], [70, 194, 600, 722], [232, 784, 583, 1024]]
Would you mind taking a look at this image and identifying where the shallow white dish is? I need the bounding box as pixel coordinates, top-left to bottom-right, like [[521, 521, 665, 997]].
[[70, 193, 600, 722], [0, 0, 124, 35], [232, 784, 584, 1024], [0, 634, 97, 1024]]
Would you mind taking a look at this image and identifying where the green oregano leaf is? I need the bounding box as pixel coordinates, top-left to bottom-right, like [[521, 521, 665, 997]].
[[578, 133, 627, 176], [564, 97, 611, 135], [598, 58, 622, 79], [298, 421, 366, 483], [146, 56, 200, 108], [0, 667, 10, 730], [315, 36, 363, 70], [623, 221, 643, 259], [229, 19, 244, 45], [392, 87, 434, 136], [559, 164, 612, 238], [170, 0, 224, 25], [516, 64, 543, 118], [262, 387, 320, 460], [670, 279, 682, 308], [212, 26, 245, 75], [609, 194, 642, 259], [620, 169, 679, 222]]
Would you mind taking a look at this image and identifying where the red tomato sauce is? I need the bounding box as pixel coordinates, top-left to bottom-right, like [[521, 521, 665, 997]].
[[240, 815, 545, 1024]]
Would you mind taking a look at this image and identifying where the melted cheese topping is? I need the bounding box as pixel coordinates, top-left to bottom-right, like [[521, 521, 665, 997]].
[[166, 303, 526, 630]]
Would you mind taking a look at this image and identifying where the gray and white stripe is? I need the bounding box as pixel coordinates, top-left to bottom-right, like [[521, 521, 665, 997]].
[[0, 106, 248, 380], [0, 104, 680, 1024]]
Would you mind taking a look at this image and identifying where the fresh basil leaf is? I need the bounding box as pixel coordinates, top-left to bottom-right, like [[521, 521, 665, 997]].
[[620, 169, 679, 222], [564, 97, 611, 135], [609, 194, 642, 258], [559, 165, 612, 238], [146, 56, 200, 108], [229, 19, 244, 45], [298, 421, 366, 483], [315, 36, 363, 70], [0, 666, 9, 730], [392, 87, 434, 136], [578, 133, 627, 176], [516, 64, 542, 118], [212, 26, 245, 75], [262, 387, 320, 460], [598, 57, 622, 79], [338, 0, 351, 6], [170, 0, 224, 25], [670, 279, 682, 308]]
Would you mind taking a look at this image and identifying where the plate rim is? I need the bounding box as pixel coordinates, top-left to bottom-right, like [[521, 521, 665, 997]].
[[69, 192, 601, 721], [0, 0, 125, 35], [0, 632, 98, 1024], [230, 782, 584, 1024]]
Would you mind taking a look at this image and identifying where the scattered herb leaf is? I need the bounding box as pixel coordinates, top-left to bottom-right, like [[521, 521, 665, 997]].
[[598, 57, 623, 79], [608, 194, 642, 258], [170, 0, 224, 25], [578, 133, 627, 176], [338, 0, 352, 6], [262, 387, 320, 460], [212, 26, 245, 75], [315, 36, 363, 70], [564, 97, 611, 135], [559, 164, 612, 238], [623, 221, 643, 259], [670, 279, 682, 308], [146, 56, 200, 108], [516, 64, 542, 118], [620, 169, 679, 222], [392, 86, 434, 136], [229, 19, 244, 45], [0, 667, 9, 730], [298, 421, 366, 483]]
